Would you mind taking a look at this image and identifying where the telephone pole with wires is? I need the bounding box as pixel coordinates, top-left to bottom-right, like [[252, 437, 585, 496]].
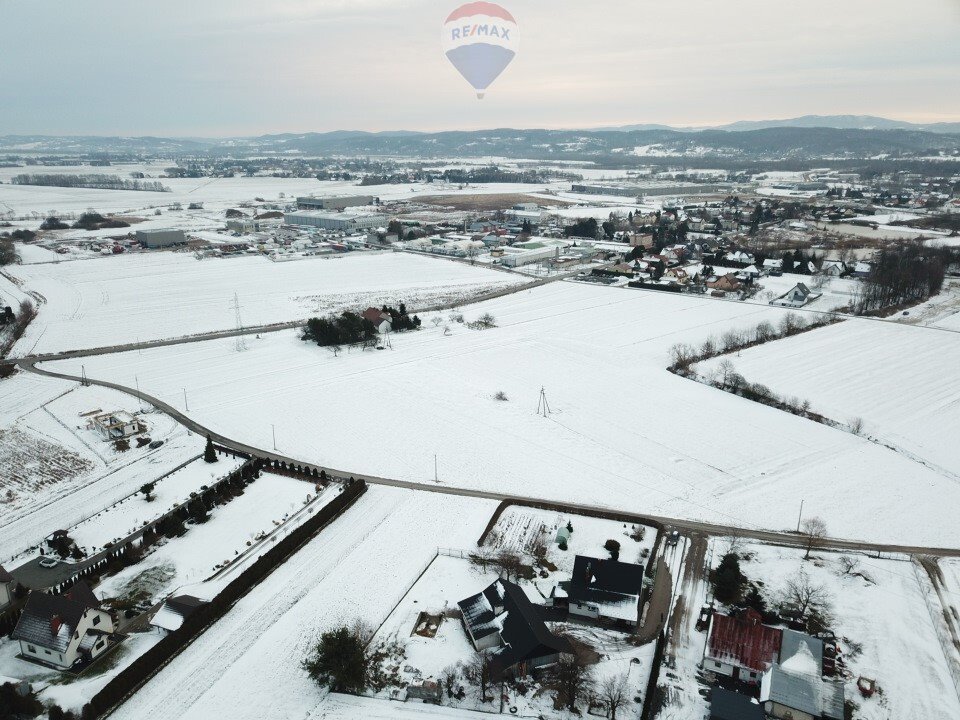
[[537, 386, 551, 417]]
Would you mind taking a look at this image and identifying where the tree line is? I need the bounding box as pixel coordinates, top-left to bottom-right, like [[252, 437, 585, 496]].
[[854, 244, 957, 315], [11, 173, 170, 192]]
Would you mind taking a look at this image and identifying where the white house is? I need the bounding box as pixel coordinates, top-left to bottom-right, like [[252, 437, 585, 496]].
[[11, 582, 115, 670], [820, 260, 846, 277], [361, 307, 393, 334], [770, 283, 821, 308]]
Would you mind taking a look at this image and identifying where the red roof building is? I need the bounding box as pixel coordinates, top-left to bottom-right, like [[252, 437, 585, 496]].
[[704, 608, 782, 683]]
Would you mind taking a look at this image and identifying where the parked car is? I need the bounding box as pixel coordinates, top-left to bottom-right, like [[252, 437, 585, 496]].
[[665, 529, 681, 546], [38, 557, 59, 568], [149, 440, 164, 449]]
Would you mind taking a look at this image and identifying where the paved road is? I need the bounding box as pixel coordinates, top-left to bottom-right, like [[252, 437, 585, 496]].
[[18, 357, 960, 559]]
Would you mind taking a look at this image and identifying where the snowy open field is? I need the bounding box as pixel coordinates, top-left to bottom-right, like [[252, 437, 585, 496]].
[[45, 281, 960, 546], [7, 251, 526, 355], [697, 318, 960, 477], [0, 371, 207, 561], [110, 486, 498, 720]]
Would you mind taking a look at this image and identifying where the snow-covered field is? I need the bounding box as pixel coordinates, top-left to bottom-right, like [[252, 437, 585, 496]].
[[44, 281, 960, 546], [7, 251, 526, 355], [734, 543, 960, 720], [110, 486, 498, 720], [696, 318, 960, 478], [0, 372, 206, 561]]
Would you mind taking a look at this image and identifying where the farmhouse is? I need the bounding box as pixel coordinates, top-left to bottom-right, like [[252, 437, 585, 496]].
[[361, 307, 392, 334], [703, 608, 782, 683], [551, 555, 645, 628], [458, 579, 573, 678], [770, 282, 821, 308], [87, 411, 142, 441], [760, 644, 845, 720], [11, 582, 116, 670]]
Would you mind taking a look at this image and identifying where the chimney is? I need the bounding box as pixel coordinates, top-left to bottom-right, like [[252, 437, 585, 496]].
[[50, 615, 62, 635]]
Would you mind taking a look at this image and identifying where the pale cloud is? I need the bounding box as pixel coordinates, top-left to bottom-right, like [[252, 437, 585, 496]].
[[0, 0, 956, 135]]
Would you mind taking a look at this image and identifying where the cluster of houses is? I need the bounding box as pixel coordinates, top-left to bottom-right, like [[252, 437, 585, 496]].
[[704, 608, 844, 720], [456, 553, 648, 680]]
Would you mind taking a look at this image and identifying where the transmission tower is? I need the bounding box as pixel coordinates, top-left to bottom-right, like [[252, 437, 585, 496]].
[[537, 386, 551, 417], [232, 293, 247, 352]]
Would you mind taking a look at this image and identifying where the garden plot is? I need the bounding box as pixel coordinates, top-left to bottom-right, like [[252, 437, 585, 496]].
[[50, 281, 960, 547], [7, 250, 526, 355], [726, 542, 960, 720], [696, 318, 960, 476], [367, 554, 655, 718], [96, 477, 335, 605], [487, 506, 657, 575], [67, 455, 244, 554], [0, 375, 203, 561], [110, 487, 498, 720]]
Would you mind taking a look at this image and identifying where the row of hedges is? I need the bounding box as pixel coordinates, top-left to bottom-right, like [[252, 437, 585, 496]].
[[83, 478, 367, 719]]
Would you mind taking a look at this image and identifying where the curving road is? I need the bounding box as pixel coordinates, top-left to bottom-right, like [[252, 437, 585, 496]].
[[17, 356, 960, 559]]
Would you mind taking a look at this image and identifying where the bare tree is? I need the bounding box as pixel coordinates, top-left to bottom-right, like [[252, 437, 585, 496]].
[[432, 316, 443, 328], [465, 652, 494, 702], [849, 416, 864, 435], [838, 555, 861, 576], [599, 673, 630, 720], [783, 569, 829, 616], [716, 359, 736, 388], [554, 654, 593, 711], [801, 517, 828, 559], [328, 345, 341, 358], [441, 663, 460, 699]]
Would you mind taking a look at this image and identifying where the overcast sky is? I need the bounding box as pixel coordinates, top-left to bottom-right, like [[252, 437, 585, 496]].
[[1, 0, 958, 136]]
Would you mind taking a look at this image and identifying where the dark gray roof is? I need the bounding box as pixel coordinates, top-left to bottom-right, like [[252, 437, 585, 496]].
[[561, 556, 644, 613], [710, 688, 765, 720], [0, 565, 13, 583], [11, 582, 102, 653], [761, 665, 845, 720], [458, 581, 507, 642], [165, 594, 205, 618], [780, 629, 823, 675]]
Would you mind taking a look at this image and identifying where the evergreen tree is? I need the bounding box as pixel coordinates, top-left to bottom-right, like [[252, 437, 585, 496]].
[[712, 552, 744, 603], [204, 434, 218, 463], [304, 626, 368, 694]]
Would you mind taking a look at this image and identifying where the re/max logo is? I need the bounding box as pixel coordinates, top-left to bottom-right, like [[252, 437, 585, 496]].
[[450, 24, 512, 41]]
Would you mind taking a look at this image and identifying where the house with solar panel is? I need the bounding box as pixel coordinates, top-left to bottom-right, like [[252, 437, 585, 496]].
[[10, 582, 116, 670], [457, 579, 573, 678]]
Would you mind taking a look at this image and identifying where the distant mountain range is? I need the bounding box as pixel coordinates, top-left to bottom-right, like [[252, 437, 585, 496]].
[[1, 116, 959, 161], [598, 115, 960, 134]]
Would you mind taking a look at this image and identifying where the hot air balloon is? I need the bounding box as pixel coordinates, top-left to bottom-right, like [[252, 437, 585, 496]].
[[442, 2, 519, 99]]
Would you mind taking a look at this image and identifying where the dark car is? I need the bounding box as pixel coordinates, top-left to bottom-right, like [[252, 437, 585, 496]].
[[149, 440, 164, 449]]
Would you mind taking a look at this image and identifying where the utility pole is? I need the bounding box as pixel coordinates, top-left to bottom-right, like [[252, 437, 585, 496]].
[[232, 293, 247, 352], [183, 388, 189, 412], [796, 499, 804, 532], [272, 424, 277, 451], [434, 454, 438, 482], [134, 375, 143, 412]]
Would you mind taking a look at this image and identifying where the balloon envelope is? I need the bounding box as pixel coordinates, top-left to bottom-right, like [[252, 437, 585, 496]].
[[442, 2, 519, 97]]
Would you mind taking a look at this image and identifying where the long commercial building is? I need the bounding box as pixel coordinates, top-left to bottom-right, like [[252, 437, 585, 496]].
[[295, 195, 376, 210], [135, 229, 187, 248], [284, 211, 388, 231], [571, 182, 734, 197]]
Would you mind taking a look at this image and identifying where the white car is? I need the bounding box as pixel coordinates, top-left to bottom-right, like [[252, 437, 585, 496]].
[[38, 557, 59, 568]]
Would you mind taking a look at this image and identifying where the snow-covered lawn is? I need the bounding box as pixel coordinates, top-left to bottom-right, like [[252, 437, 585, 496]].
[[109, 486, 498, 720], [0, 373, 207, 561], [47, 281, 960, 546], [7, 251, 527, 355], [696, 318, 960, 477], [96, 476, 335, 604], [487, 506, 656, 576], [731, 542, 960, 720], [67, 455, 244, 555]]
